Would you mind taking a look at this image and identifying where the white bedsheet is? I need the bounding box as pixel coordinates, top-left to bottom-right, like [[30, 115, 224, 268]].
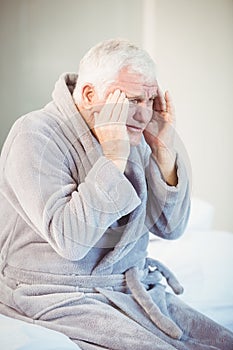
[[148, 229, 233, 332], [0, 314, 80, 350]]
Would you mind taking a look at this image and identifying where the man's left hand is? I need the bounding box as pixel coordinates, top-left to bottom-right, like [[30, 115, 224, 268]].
[[143, 89, 178, 186]]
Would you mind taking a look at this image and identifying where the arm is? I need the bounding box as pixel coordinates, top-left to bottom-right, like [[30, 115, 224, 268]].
[[143, 89, 191, 239], [143, 89, 178, 186], [4, 116, 140, 261], [145, 148, 190, 240], [93, 89, 130, 173]]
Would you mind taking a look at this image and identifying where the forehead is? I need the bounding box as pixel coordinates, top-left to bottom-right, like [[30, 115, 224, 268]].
[[109, 68, 158, 97]]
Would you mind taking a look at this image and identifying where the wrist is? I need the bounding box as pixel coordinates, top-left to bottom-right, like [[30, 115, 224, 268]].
[[152, 148, 178, 186], [152, 147, 176, 165], [104, 156, 128, 173]]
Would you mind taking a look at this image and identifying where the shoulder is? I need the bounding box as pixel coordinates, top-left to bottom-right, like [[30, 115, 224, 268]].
[[1, 104, 63, 162], [16, 103, 60, 137], [7, 101, 64, 144]]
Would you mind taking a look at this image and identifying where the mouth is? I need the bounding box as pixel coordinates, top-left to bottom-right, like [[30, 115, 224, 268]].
[[126, 125, 144, 133]]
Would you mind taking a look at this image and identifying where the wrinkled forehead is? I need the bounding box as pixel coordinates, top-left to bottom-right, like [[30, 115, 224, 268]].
[[109, 69, 158, 98]]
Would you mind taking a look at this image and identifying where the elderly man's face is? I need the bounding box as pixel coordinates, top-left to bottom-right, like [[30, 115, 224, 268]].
[[105, 68, 158, 146]]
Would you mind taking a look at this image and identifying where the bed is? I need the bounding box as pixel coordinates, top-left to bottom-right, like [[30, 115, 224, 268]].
[[148, 198, 233, 332], [1, 198, 232, 349]]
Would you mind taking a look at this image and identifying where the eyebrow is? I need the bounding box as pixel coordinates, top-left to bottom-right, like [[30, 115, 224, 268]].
[[127, 93, 157, 100], [127, 95, 144, 100]]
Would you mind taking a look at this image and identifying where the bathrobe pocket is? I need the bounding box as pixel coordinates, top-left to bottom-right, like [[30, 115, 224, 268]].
[[13, 284, 85, 319]]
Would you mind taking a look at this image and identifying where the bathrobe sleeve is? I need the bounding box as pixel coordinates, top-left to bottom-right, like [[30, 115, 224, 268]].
[[144, 144, 191, 240], [3, 116, 141, 260]]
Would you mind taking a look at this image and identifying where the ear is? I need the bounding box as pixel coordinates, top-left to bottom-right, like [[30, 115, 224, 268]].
[[81, 84, 97, 108]]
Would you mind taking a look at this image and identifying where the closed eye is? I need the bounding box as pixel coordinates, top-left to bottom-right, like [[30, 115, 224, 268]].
[[127, 95, 157, 105], [128, 98, 143, 104]]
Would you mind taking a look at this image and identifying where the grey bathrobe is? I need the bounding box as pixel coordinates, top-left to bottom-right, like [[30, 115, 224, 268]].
[[0, 73, 232, 350]]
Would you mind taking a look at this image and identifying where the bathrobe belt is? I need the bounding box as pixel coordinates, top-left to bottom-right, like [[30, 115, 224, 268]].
[[3, 258, 183, 339]]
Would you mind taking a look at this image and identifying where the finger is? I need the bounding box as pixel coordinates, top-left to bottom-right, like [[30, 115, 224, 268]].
[[96, 92, 114, 124], [153, 87, 165, 112], [158, 87, 166, 112], [165, 91, 175, 115], [153, 95, 161, 112], [118, 97, 129, 123], [107, 89, 121, 103], [111, 91, 126, 122], [98, 90, 121, 123]]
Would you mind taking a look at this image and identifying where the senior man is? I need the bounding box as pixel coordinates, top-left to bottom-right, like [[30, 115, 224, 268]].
[[0, 39, 232, 349]]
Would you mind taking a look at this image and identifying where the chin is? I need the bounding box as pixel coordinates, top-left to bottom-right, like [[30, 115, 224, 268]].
[[129, 134, 142, 146]]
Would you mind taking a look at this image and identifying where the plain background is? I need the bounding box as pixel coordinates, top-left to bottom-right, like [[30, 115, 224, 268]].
[[0, 0, 232, 232]]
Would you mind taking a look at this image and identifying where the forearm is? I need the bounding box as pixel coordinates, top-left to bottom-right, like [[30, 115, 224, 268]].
[[145, 152, 190, 239], [151, 148, 178, 187], [5, 130, 141, 260]]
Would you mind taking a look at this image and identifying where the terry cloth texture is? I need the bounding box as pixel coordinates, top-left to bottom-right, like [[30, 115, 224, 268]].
[[0, 73, 232, 349]]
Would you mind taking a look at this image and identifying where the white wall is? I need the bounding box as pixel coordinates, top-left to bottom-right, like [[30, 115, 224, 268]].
[[1, 0, 233, 231], [142, 0, 233, 232], [0, 0, 143, 148]]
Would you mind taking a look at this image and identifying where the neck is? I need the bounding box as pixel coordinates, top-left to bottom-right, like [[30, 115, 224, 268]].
[[76, 102, 97, 137]]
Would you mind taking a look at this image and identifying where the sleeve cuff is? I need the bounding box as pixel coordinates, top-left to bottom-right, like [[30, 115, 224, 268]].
[[82, 156, 141, 217], [148, 153, 189, 203]]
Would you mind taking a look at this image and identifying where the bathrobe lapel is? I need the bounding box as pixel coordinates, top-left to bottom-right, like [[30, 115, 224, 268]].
[[50, 73, 148, 274], [92, 147, 148, 274]]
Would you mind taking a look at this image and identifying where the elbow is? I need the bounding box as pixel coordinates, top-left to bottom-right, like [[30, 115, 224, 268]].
[[43, 202, 95, 261], [150, 202, 191, 241], [162, 204, 191, 240], [162, 222, 186, 240]]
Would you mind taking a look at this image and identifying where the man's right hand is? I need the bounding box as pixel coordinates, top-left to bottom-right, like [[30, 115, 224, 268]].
[[93, 89, 130, 173]]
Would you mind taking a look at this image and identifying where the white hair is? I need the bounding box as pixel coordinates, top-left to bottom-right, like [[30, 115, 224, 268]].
[[73, 38, 157, 103]]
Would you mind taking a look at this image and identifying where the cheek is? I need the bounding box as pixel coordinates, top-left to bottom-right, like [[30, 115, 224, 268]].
[[128, 131, 143, 146], [143, 104, 153, 123], [126, 105, 136, 124], [128, 104, 137, 116], [146, 109, 153, 123], [127, 105, 153, 124]]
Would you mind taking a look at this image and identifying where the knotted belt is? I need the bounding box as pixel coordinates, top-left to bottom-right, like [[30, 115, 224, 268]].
[[125, 258, 183, 339]]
